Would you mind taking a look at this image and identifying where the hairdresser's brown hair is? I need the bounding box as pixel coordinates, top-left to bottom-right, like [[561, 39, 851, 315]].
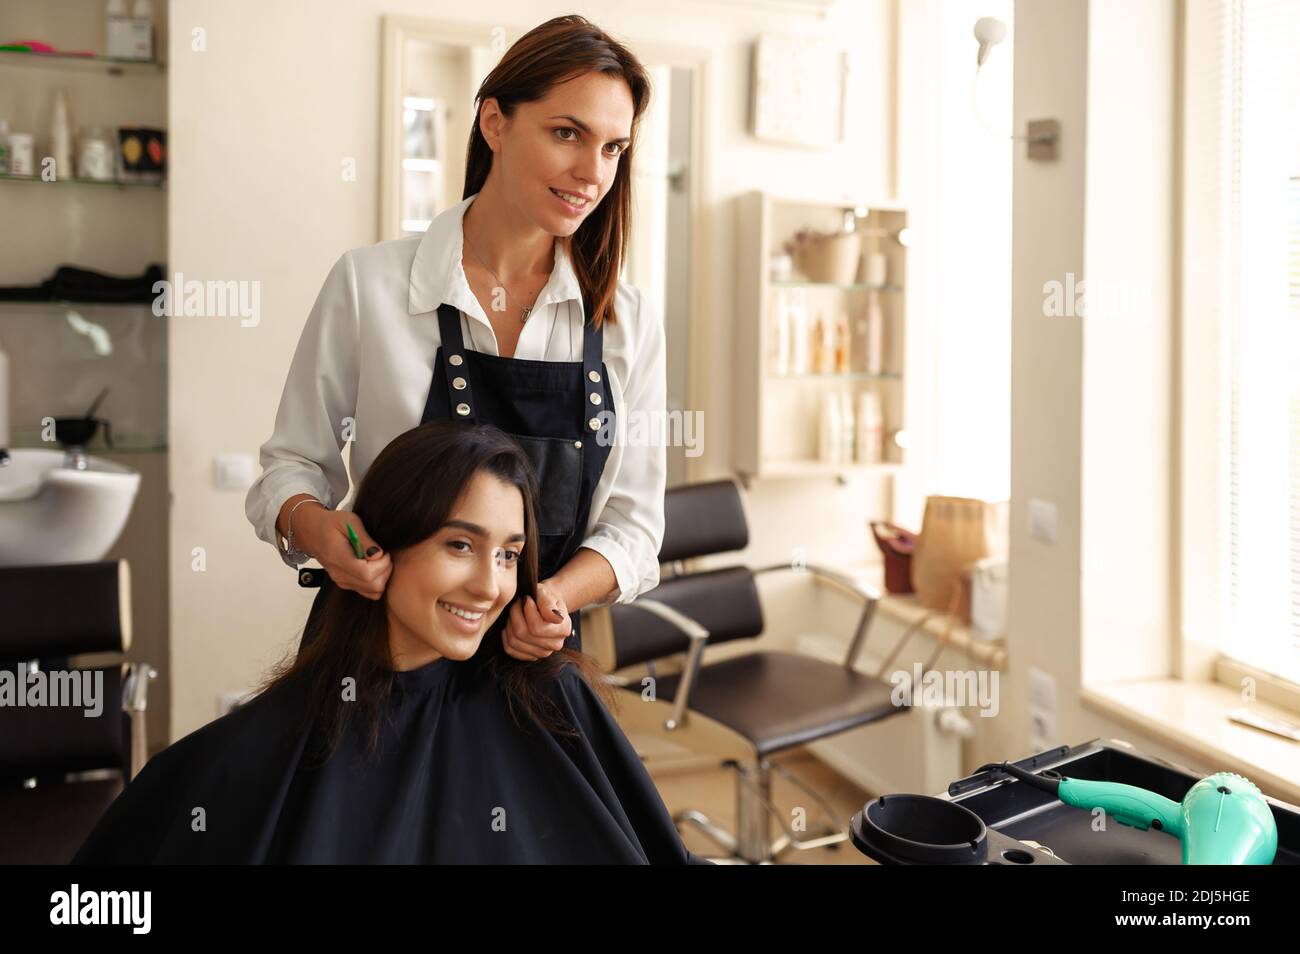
[[256, 420, 616, 766], [463, 14, 652, 330]]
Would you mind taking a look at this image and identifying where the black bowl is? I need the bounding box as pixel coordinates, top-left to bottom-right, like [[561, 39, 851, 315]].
[[854, 794, 989, 864]]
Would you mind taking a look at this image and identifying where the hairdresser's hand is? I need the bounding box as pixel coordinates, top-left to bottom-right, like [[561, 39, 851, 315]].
[[502, 580, 572, 661], [294, 504, 392, 601]]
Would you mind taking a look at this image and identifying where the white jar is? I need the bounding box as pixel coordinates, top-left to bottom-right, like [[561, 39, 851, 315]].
[[865, 251, 888, 287], [77, 127, 116, 180], [7, 132, 34, 176]]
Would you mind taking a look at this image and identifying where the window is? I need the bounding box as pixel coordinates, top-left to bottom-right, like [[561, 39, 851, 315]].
[[1182, 0, 1300, 685], [908, 0, 1013, 506]]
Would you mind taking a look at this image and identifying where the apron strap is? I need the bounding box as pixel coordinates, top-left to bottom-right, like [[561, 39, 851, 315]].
[[581, 311, 606, 436], [437, 299, 605, 434], [436, 303, 478, 424]]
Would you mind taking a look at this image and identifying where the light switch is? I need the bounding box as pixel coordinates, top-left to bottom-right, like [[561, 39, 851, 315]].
[[1028, 497, 1057, 544], [214, 453, 256, 491]]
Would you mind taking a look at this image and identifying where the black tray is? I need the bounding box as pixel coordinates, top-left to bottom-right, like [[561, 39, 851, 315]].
[[851, 738, 1300, 865]]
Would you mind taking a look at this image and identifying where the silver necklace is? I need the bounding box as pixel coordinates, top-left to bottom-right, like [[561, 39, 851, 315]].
[[462, 230, 538, 323]]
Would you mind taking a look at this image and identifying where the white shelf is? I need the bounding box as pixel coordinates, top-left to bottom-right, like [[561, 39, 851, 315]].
[[733, 190, 910, 480]]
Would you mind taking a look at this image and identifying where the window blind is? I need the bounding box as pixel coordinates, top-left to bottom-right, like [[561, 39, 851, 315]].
[[1187, 0, 1300, 682]]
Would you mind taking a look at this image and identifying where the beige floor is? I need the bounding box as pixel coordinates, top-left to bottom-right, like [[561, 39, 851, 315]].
[[633, 735, 878, 865]]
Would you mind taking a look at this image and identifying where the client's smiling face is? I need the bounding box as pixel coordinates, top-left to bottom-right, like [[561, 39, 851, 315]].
[[385, 470, 525, 669]]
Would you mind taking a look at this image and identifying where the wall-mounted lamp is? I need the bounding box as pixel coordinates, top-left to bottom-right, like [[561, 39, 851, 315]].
[[972, 16, 1059, 161]]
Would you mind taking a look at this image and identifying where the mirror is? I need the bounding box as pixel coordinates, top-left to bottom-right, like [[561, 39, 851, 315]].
[[380, 18, 704, 488]]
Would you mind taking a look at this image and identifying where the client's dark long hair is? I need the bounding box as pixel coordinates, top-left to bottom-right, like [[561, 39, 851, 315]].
[[256, 420, 616, 766]]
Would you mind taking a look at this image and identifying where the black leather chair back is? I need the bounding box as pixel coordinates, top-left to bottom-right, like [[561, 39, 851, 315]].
[[0, 561, 132, 781], [611, 480, 763, 669]]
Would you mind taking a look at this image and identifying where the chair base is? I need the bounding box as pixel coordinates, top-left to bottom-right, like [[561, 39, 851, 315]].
[[672, 756, 849, 864]]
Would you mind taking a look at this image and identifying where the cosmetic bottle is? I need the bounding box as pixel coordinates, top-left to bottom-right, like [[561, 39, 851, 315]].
[[818, 391, 841, 463], [833, 311, 848, 374], [855, 390, 882, 464], [811, 314, 828, 373], [838, 391, 855, 464], [864, 290, 884, 375], [771, 291, 791, 375], [50, 89, 72, 181], [789, 290, 809, 375]]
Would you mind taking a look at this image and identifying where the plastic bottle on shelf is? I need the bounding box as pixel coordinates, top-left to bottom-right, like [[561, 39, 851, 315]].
[[818, 391, 842, 463], [849, 301, 868, 373], [864, 289, 884, 375], [789, 289, 809, 375], [50, 89, 72, 182], [833, 311, 849, 374], [771, 290, 791, 376], [855, 390, 883, 464], [811, 314, 829, 374], [838, 391, 855, 464], [133, 0, 155, 60]]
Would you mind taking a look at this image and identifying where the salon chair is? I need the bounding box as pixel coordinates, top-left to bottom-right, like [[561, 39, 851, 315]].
[[582, 478, 908, 864], [0, 560, 156, 864]]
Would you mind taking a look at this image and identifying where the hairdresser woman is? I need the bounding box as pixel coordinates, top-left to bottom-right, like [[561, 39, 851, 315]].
[[244, 15, 665, 661]]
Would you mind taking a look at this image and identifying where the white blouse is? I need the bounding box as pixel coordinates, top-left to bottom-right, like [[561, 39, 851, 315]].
[[243, 193, 666, 607]]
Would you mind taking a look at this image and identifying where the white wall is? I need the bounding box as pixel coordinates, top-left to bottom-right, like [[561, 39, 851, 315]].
[[167, 0, 893, 739], [1003, 0, 1199, 773]]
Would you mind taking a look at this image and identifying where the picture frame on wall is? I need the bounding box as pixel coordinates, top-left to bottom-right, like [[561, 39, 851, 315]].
[[750, 32, 847, 148]]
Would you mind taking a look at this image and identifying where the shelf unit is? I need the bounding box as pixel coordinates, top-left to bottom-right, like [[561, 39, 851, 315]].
[[0, 27, 169, 458], [0, 171, 164, 189], [734, 190, 909, 483], [0, 49, 165, 75]]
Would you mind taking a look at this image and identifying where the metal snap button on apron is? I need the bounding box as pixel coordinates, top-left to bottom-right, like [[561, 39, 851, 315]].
[[588, 370, 601, 382], [456, 403, 471, 416], [449, 354, 464, 366], [588, 417, 601, 430], [452, 377, 467, 390], [589, 392, 602, 405]]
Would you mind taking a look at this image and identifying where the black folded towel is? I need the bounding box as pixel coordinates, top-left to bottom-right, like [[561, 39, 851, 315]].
[[0, 264, 166, 304]]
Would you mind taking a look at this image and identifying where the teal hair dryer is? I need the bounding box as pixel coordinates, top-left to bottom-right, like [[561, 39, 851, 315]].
[[995, 762, 1278, 865]]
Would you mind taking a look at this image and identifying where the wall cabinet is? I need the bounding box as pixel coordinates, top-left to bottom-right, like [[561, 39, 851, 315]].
[[733, 191, 909, 484]]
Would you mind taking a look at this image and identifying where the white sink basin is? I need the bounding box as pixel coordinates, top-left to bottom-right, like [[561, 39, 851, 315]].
[[0, 448, 141, 567]]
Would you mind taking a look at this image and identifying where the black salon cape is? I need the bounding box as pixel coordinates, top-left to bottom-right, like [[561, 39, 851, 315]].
[[73, 656, 711, 864]]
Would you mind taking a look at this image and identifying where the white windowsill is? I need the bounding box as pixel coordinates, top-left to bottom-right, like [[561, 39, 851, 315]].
[[1082, 679, 1300, 806]]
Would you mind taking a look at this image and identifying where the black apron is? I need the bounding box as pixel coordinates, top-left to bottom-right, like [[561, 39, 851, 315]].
[[298, 300, 614, 657]]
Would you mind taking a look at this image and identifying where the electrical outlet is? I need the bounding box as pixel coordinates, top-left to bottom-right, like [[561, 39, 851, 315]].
[[213, 453, 256, 491], [1028, 497, 1058, 544]]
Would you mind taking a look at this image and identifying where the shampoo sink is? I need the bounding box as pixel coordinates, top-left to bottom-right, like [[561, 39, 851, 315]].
[[0, 448, 140, 566]]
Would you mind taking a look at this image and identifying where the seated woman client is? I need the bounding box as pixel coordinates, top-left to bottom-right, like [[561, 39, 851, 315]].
[[74, 420, 707, 864]]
